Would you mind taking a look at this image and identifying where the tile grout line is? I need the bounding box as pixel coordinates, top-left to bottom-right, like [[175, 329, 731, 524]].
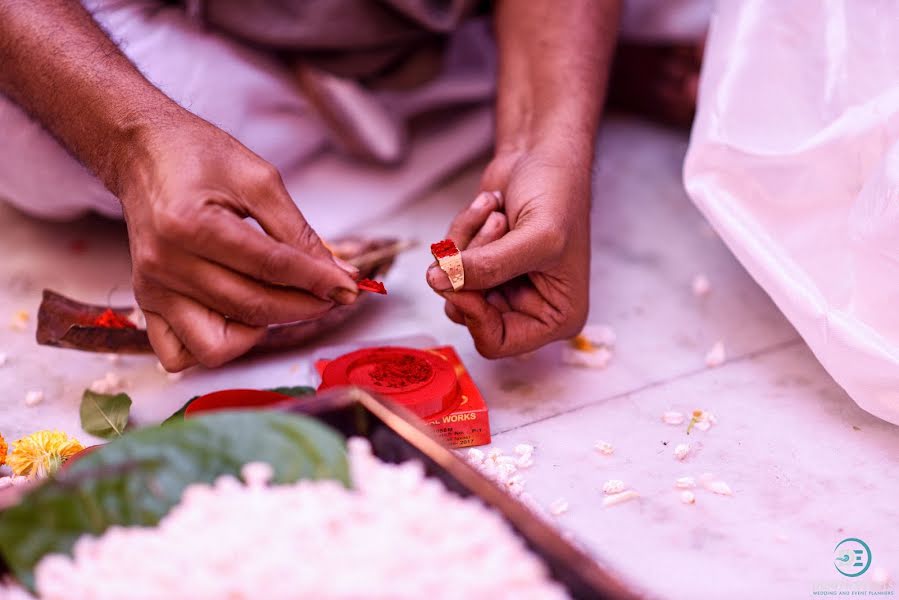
[[493, 336, 804, 436]]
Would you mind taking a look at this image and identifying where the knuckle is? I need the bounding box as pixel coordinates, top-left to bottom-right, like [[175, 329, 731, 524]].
[[258, 246, 290, 282], [251, 161, 282, 190], [193, 339, 229, 368], [539, 231, 566, 262], [234, 295, 270, 326], [473, 336, 503, 359], [294, 223, 322, 252], [154, 207, 192, 242], [133, 246, 164, 277]]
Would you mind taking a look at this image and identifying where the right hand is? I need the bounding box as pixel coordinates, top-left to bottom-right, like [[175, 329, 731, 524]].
[[119, 114, 359, 371]]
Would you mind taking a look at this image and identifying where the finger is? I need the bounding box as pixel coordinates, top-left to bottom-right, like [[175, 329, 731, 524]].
[[443, 291, 551, 358], [156, 256, 339, 326], [147, 293, 266, 368], [445, 191, 503, 250], [145, 310, 198, 372], [237, 161, 334, 261], [439, 221, 564, 291], [444, 300, 466, 325], [168, 206, 358, 301], [432, 211, 509, 310], [468, 211, 509, 249]]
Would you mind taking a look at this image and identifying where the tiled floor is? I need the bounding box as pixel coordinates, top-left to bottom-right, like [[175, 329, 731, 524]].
[[2, 118, 897, 599]]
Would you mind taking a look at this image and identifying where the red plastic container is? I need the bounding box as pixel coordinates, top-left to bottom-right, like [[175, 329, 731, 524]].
[[184, 389, 294, 417], [317, 346, 491, 448]]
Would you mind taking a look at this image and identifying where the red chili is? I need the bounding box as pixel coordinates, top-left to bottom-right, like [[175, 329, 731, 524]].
[[92, 308, 137, 329], [430, 239, 458, 259], [357, 279, 387, 294], [369, 355, 433, 388]]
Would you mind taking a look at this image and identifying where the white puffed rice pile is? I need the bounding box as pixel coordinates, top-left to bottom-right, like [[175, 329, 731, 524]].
[[3, 438, 568, 600], [462, 445, 547, 518]]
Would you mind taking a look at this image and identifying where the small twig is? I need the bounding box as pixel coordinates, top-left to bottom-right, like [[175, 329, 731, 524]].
[[347, 239, 418, 271]]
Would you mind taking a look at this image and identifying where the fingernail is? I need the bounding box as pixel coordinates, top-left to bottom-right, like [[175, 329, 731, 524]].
[[427, 266, 452, 292], [331, 255, 359, 278], [329, 287, 358, 305], [491, 190, 503, 203], [471, 192, 491, 209]]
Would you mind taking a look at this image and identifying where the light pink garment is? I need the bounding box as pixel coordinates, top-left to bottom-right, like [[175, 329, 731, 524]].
[[685, 1, 899, 424], [0, 0, 494, 225]]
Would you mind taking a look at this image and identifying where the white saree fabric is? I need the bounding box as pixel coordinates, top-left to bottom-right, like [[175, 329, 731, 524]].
[[685, 1, 899, 424]]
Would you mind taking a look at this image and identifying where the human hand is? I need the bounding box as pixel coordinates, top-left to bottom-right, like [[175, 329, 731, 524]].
[[426, 147, 591, 357], [119, 114, 359, 371]]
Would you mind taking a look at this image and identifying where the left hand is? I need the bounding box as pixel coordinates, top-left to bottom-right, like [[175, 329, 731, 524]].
[[426, 146, 592, 357]]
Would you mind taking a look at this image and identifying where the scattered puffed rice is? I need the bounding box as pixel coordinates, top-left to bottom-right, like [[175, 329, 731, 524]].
[[516, 454, 535, 469], [705, 341, 726, 367], [486, 448, 504, 461], [581, 324, 616, 347], [662, 411, 685, 425], [10, 310, 28, 331], [674, 476, 696, 489], [466, 448, 485, 464], [602, 490, 639, 507], [25, 389, 44, 407], [680, 491, 696, 504], [706, 481, 733, 496], [549, 498, 569, 516], [561, 344, 613, 369], [513, 443, 534, 456], [674, 443, 691, 461], [594, 440, 615, 455], [496, 455, 517, 466], [692, 274, 711, 297], [602, 479, 626, 495], [88, 372, 128, 395]]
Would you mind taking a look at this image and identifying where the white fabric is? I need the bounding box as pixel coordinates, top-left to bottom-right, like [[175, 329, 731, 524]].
[[0, 0, 495, 235], [685, 1, 899, 424]]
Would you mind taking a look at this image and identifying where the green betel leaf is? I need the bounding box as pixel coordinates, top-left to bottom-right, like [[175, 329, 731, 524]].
[[160, 395, 199, 426], [0, 411, 349, 590], [79, 390, 132, 439], [265, 386, 315, 397]]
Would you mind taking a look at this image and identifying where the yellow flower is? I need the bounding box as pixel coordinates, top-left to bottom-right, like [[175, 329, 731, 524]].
[[8, 430, 84, 478], [0, 432, 7, 467]]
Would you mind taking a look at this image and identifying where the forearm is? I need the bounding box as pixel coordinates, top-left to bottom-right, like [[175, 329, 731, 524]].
[[493, 0, 620, 166], [0, 1, 180, 195]]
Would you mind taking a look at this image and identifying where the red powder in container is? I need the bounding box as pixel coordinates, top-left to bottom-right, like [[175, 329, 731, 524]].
[[369, 355, 433, 388]]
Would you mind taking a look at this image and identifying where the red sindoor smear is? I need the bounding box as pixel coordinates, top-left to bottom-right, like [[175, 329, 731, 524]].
[[430, 239, 458, 259], [93, 308, 137, 329], [357, 279, 387, 294]]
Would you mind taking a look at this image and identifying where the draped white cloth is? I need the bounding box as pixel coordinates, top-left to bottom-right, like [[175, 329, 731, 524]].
[[685, 1, 899, 424]]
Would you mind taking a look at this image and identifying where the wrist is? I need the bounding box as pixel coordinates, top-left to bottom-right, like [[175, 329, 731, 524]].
[[99, 98, 186, 200]]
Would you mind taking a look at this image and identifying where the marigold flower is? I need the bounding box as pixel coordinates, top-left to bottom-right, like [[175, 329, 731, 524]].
[[0, 432, 7, 467], [7, 430, 84, 478]]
